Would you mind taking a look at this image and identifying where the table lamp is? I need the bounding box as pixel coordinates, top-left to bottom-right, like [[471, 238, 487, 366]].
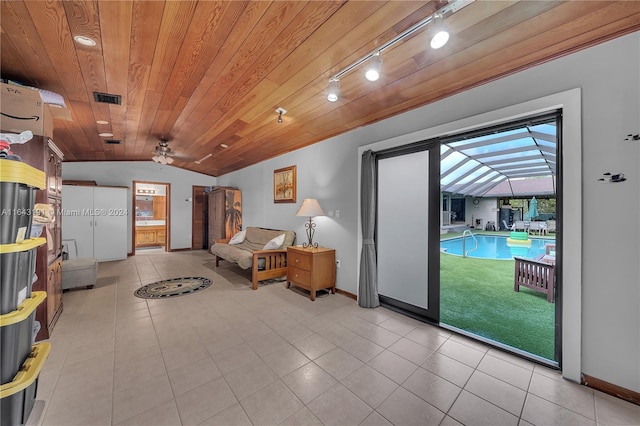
[[296, 198, 325, 248]]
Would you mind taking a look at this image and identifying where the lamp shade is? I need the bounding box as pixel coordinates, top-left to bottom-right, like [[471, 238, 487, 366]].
[[296, 198, 325, 217]]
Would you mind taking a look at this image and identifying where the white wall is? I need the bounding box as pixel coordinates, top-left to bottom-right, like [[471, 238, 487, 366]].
[[62, 161, 215, 251], [218, 32, 639, 392], [466, 197, 498, 229], [219, 139, 359, 293]]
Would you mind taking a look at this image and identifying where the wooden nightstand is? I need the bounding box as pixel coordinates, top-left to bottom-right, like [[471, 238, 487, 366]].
[[286, 246, 336, 301]]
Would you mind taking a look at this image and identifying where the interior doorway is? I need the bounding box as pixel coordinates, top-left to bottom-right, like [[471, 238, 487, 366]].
[[450, 198, 465, 223], [192, 185, 208, 250], [132, 181, 170, 254]]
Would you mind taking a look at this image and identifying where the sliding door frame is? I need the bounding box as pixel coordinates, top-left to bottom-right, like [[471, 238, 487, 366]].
[[357, 88, 582, 382], [375, 140, 441, 322]]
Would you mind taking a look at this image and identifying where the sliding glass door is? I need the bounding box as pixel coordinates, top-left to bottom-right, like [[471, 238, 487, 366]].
[[373, 110, 561, 365]]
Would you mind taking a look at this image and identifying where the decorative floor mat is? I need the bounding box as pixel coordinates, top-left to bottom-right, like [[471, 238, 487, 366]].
[[134, 277, 212, 299]]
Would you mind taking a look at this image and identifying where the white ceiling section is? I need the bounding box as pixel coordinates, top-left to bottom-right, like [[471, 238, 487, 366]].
[[441, 121, 557, 197]]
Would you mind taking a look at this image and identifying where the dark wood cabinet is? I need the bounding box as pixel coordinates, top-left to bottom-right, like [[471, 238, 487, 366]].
[[207, 189, 242, 242], [10, 136, 64, 340], [192, 186, 208, 250]]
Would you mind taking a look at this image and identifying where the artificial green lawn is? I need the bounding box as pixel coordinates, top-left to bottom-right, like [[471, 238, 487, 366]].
[[440, 252, 555, 360]]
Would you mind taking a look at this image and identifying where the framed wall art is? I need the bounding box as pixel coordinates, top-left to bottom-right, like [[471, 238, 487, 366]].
[[274, 165, 296, 203]]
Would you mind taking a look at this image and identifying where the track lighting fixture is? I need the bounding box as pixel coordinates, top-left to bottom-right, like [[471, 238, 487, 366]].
[[365, 52, 382, 82], [429, 13, 449, 49], [275, 107, 287, 123], [194, 153, 212, 164], [327, 79, 340, 102], [324, 0, 472, 102]]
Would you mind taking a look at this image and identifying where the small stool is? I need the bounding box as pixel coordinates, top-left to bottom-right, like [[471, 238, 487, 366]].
[[62, 258, 97, 290]]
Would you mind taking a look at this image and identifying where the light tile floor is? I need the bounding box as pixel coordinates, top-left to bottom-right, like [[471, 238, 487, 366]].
[[28, 251, 639, 426]]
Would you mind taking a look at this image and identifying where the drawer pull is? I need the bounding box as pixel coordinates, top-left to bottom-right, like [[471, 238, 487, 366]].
[[295, 259, 299, 263]]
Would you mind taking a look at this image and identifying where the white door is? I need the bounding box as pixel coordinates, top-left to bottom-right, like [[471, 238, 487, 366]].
[[93, 187, 127, 261], [62, 185, 95, 258]]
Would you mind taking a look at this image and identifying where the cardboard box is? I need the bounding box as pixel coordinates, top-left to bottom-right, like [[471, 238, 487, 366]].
[[1, 83, 53, 138]]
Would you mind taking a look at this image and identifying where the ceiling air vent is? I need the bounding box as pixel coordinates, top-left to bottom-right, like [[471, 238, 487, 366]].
[[93, 91, 121, 105], [104, 139, 121, 144]]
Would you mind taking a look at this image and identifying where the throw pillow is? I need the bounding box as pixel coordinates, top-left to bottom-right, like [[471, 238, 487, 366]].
[[263, 233, 285, 250], [228, 230, 246, 245]]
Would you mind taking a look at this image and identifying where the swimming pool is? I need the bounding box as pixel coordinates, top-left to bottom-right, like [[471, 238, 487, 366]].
[[440, 235, 555, 260]]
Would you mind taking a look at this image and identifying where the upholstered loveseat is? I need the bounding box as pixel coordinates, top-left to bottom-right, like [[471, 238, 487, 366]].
[[210, 226, 296, 290]]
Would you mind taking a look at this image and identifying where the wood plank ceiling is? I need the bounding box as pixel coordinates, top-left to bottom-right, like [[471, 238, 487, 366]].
[[2, 1, 639, 177]]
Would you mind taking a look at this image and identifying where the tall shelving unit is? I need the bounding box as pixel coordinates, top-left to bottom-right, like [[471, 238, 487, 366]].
[[0, 159, 50, 426]]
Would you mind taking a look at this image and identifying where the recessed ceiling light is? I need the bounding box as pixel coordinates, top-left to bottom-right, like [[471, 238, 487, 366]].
[[73, 35, 96, 46], [98, 132, 113, 137], [96, 120, 109, 125], [220, 144, 229, 148]]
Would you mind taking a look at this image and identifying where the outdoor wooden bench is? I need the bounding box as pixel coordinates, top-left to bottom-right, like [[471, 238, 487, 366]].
[[513, 256, 555, 303]]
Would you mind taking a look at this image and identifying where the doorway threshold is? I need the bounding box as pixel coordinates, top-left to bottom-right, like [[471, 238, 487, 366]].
[[439, 322, 559, 370]]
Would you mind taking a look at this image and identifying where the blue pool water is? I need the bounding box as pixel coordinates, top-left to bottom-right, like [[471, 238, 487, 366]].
[[441, 235, 555, 260]]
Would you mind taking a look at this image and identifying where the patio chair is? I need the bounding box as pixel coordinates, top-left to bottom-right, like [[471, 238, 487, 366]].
[[513, 221, 527, 232], [546, 220, 556, 233], [514, 256, 555, 302], [502, 220, 515, 231], [528, 221, 547, 235]]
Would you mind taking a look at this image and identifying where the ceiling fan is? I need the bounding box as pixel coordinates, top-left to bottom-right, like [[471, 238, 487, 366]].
[[151, 137, 176, 164]]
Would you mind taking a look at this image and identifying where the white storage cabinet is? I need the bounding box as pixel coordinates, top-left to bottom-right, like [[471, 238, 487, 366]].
[[61, 186, 128, 261]]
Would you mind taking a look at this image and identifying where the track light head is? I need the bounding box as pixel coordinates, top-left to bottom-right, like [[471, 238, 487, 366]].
[[365, 52, 382, 82], [430, 13, 449, 49], [327, 79, 340, 102]]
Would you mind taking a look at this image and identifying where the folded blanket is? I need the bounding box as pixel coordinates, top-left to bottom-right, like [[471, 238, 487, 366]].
[[33, 203, 55, 223]]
